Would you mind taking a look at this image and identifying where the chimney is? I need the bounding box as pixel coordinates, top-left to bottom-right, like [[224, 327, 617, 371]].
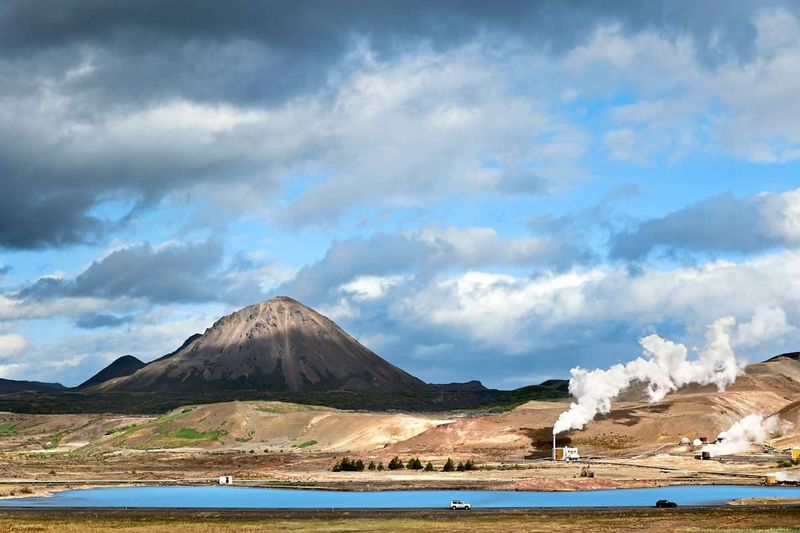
[[552, 433, 556, 461]]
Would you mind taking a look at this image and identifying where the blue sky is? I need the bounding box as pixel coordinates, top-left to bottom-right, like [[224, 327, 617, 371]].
[[1, 1, 800, 388]]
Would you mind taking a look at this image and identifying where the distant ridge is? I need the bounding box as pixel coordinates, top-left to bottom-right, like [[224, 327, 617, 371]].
[[0, 378, 64, 394], [78, 355, 145, 389]]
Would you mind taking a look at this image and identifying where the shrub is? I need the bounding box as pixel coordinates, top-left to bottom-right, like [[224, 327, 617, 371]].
[[377, 462, 385, 471], [442, 458, 455, 472], [407, 457, 423, 470], [388, 456, 404, 470], [368, 461, 377, 471], [464, 459, 476, 471], [456, 461, 465, 472], [424, 461, 434, 471], [332, 457, 366, 472]]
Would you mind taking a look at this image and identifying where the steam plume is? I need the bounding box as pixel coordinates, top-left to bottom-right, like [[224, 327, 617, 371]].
[[702, 414, 791, 457], [776, 471, 800, 483], [553, 317, 744, 435]]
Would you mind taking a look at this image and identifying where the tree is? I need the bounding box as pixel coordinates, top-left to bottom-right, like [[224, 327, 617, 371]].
[[456, 461, 465, 472], [442, 458, 455, 472], [407, 457, 423, 470], [377, 462, 385, 471], [424, 461, 434, 471], [388, 456, 404, 470], [333, 457, 366, 472], [368, 461, 376, 471], [464, 459, 476, 471]]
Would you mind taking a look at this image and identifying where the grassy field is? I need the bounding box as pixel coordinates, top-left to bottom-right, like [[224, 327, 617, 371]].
[[1, 508, 799, 532]]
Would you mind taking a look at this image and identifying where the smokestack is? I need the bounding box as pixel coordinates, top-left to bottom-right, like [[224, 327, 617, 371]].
[[552, 433, 556, 461]]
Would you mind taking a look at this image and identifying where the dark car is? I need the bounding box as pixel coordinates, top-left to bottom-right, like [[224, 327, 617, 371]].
[[655, 499, 678, 508]]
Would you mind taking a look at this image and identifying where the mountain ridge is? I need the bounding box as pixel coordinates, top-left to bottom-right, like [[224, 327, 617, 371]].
[[0, 378, 65, 394]]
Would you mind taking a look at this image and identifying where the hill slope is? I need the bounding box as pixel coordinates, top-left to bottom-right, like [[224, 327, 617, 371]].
[[77, 355, 146, 389], [97, 296, 426, 393]]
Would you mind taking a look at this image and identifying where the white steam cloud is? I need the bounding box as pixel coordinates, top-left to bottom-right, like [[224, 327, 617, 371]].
[[776, 471, 800, 483], [553, 317, 744, 434], [702, 414, 791, 457]]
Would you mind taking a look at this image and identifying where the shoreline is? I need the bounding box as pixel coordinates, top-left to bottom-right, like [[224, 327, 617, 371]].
[[3, 504, 799, 533], [0, 477, 768, 500]]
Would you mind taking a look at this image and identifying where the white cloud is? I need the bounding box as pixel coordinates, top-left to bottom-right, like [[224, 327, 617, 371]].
[[317, 298, 358, 321], [411, 226, 558, 266], [760, 188, 800, 242], [387, 250, 800, 354], [0, 363, 28, 379], [392, 270, 602, 353], [0, 333, 27, 360], [340, 274, 410, 301], [568, 10, 800, 164], [735, 306, 795, 348], [0, 295, 138, 321]]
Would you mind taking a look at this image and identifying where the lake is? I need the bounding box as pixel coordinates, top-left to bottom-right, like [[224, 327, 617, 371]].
[[2, 485, 800, 508]]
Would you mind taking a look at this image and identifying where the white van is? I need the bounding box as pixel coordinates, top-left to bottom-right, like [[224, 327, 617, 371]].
[[450, 500, 471, 510]]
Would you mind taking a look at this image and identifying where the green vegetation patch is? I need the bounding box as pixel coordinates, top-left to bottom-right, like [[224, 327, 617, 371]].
[[254, 402, 328, 414], [295, 439, 317, 448], [43, 433, 62, 450], [174, 427, 227, 440], [0, 422, 18, 437]]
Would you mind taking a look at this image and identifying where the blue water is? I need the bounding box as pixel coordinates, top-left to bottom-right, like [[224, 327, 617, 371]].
[[2, 485, 800, 508]]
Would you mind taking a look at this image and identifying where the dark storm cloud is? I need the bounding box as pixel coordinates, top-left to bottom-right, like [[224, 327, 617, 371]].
[[0, 187, 106, 249], [609, 190, 800, 260], [21, 239, 226, 304], [1, 1, 789, 68], [0, 0, 794, 250], [75, 312, 134, 329]]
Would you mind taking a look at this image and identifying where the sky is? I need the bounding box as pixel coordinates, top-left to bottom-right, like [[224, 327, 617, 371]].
[[1, 0, 800, 388]]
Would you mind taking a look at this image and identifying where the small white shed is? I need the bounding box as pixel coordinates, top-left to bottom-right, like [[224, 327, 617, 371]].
[[219, 475, 233, 485]]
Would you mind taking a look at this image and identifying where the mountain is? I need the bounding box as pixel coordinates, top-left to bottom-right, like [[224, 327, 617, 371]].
[[77, 355, 146, 389], [149, 333, 203, 364], [0, 378, 65, 394], [96, 296, 427, 393], [766, 351, 800, 363]]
